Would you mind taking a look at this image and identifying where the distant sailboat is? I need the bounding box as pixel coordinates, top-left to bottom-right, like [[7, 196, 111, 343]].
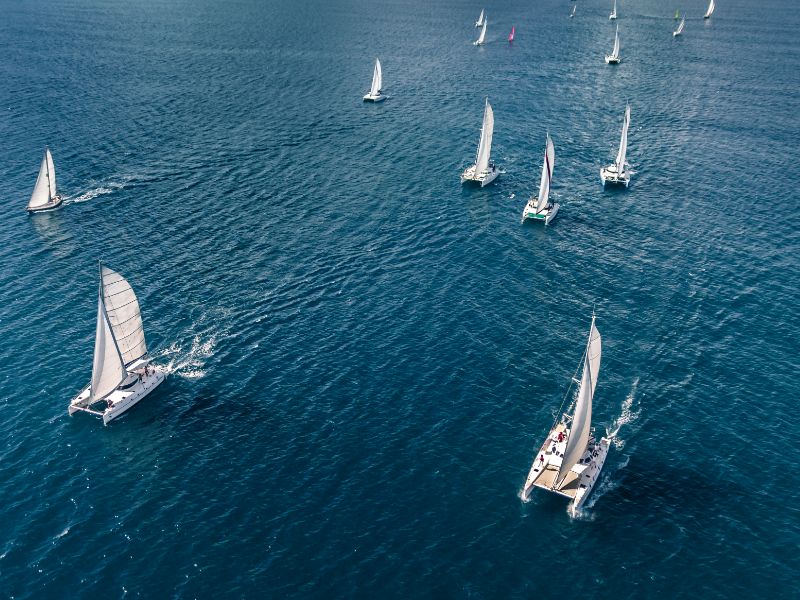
[[675, 8, 681, 19], [605, 25, 621, 64], [363, 58, 386, 102], [673, 16, 685, 36], [26, 147, 63, 213], [474, 19, 487, 46], [704, 0, 715, 19], [600, 104, 632, 188], [609, 0, 617, 20], [508, 26, 515, 42], [521, 133, 559, 225], [521, 315, 611, 516], [570, 5, 576, 18], [69, 265, 166, 425], [461, 98, 500, 187], [475, 9, 485, 27]]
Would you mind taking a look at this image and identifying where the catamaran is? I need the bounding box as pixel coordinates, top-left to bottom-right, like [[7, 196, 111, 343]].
[[461, 98, 499, 187], [673, 16, 685, 36], [521, 315, 610, 515], [475, 9, 485, 27], [69, 265, 166, 425], [704, 0, 715, 19], [508, 26, 515, 42], [474, 19, 487, 46], [521, 133, 559, 225], [570, 5, 576, 18], [609, 0, 617, 20], [605, 25, 621, 63], [363, 58, 385, 102], [26, 147, 62, 213], [600, 104, 632, 188]]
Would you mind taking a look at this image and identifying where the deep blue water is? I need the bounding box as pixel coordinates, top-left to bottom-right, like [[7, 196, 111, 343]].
[[1, 0, 799, 597]]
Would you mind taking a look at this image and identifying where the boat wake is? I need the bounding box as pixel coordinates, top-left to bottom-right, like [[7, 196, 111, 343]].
[[63, 178, 130, 205], [606, 377, 641, 449], [158, 333, 217, 380]]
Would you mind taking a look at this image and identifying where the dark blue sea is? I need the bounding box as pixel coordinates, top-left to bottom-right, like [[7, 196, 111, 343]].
[[1, 0, 798, 597]]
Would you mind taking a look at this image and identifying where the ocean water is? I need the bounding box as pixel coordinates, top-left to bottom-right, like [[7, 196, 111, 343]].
[[1, 0, 798, 597]]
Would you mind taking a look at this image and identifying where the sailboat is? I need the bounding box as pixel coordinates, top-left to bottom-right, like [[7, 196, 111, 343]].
[[508, 26, 515, 43], [363, 58, 385, 102], [26, 147, 63, 213], [609, 0, 617, 20], [673, 16, 685, 36], [521, 133, 559, 225], [521, 315, 610, 515], [675, 8, 681, 19], [475, 9, 485, 27], [570, 5, 576, 18], [600, 104, 632, 188], [704, 0, 715, 19], [69, 264, 166, 425], [461, 98, 499, 187], [605, 25, 621, 63], [474, 19, 487, 46]]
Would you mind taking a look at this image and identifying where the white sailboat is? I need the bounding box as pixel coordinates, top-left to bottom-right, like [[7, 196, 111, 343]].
[[69, 265, 166, 425], [704, 0, 715, 19], [474, 19, 487, 46], [461, 98, 499, 187], [521, 315, 610, 515], [521, 133, 559, 225], [600, 104, 632, 188], [570, 5, 576, 18], [605, 25, 621, 63], [673, 16, 685, 36], [26, 146, 63, 213], [363, 58, 386, 102], [609, 0, 617, 20], [475, 9, 485, 27]]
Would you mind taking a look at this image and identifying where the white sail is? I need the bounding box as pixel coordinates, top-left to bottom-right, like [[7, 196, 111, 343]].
[[615, 104, 631, 172], [535, 134, 555, 213], [556, 317, 602, 487], [27, 149, 54, 209], [610, 0, 617, 18], [475, 99, 494, 174], [476, 20, 487, 45], [101, 265, 148, 366], [476, 9, 485, 26], [705, 0, 715, 18], [45, 147, 57, 199], [611, 25, 620, 58], [370, 59, 382, 96], [90, 293, 126, 402], [674, 17, 685, 35]]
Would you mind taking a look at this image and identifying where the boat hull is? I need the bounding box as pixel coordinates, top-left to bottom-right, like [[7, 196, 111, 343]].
[[521, 201, 559, 225], [27, 195, 63, 213], [69, 365, 166, 425], [605, 55, 621, 64], [600, 166, 630, 188], [363, 93, 386, 102], [461, 165, 499, 187]]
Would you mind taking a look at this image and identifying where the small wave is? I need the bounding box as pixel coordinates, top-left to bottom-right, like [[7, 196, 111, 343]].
[[55, 526, 70, 539], [606, 377, 642, 448], [158, 334, 217, 380]]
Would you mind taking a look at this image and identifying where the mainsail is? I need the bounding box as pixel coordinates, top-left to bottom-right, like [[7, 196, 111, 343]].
[[370, 59, 382, 96], [704, 0, 715, 18], [27, 148, 56, 210], [611, 25, 620, 58], [475, 99, 494, 174], [476, 20, 487, 45], [535, 134, 555, 213], [615, 104, 631, 173], [476, 9, 485, 26], [556, 317, 602, 487], [90, 293, 126, 402], [101, 265, 148, 366], [674, 17, 685, 35]]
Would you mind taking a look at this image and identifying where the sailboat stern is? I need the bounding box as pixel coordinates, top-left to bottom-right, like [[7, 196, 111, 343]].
[[26, 196, 63, 213], [569, 437, 611, 513], [363, 93, 386, 102]]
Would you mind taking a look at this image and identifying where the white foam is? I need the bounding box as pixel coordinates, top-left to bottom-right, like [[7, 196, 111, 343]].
[[63, 177, 131, 205], [606, 377, 642, 448], [158, 333, 217, 380]]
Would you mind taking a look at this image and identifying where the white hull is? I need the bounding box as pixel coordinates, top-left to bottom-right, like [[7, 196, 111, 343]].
[[521, 200, 559, 225], [473, 40, 486, 46], [363, 93, 386, 102], [522, 422, 611, 513], [600, 165, 630, 188], [609, 13, 617, 20], [605, 55, 620, 64], [27, 195, 63, 213], [461, 164, 499, 187], [69, 363, 166, 425]]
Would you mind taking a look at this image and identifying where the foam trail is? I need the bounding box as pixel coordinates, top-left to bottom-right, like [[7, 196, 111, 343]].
[[63, 178, 130, 205], [607, 377, 642, 449], [157, 334, 217, 380]]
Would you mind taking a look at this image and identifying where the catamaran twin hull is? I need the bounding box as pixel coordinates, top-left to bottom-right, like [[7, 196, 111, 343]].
[[363, 93, 386, 103], [26, 196, 63, 213], [70, 364, 166, 425], [600, 165, 630, 188], [522, 201, 559, 225], [522, 423, 611, 512], [461, 165, 499, 187]]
